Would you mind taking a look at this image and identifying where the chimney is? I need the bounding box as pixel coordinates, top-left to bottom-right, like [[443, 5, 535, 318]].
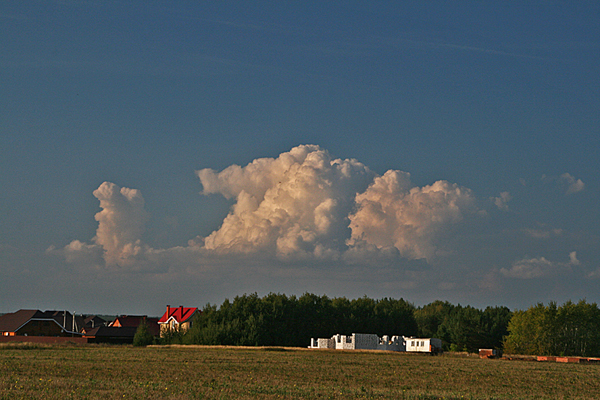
[[167, 305, 170, 316]]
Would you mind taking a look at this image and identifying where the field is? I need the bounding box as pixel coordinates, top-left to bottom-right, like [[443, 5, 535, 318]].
[[1, 344, 599, 399]]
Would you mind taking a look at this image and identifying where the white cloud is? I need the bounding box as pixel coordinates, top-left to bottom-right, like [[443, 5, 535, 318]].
[[560, 173, 585, 194], [58, 145, 479, 271], [61, 240, 103, 266], [500, 252, 578, 279], [490, 191, 512, 210], [63, 182, 149, 268], [347, 170, 477, 261], [569, 251, 580, 266], [197, 145, 375, 259], [542, 173, 585, 195]]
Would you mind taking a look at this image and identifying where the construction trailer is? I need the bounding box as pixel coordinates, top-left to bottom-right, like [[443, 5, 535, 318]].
[[405, 337, 443, 354]]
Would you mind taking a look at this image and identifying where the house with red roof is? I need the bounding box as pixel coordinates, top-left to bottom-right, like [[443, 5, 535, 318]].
[[157, 305, 199, 337]]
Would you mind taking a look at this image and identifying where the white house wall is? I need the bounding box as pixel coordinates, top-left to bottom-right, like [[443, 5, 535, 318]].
[[404, 337, 442, 352]]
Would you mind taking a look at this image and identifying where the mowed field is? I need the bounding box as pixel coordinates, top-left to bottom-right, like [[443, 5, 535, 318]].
[[1, 344, 599, 399]]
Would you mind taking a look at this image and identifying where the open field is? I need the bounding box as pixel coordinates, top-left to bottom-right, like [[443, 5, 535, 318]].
[[1, 344, 599, 399]]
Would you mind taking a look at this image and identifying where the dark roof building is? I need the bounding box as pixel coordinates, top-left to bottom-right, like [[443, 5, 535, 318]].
[[0, 310, 79, 337], [110, 315, 160, 336], [83, 315, 106, 330], [83, 326, 138, 344]]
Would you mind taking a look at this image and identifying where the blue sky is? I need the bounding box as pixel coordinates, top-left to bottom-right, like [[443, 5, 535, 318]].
[[1, 1, 599, 316]]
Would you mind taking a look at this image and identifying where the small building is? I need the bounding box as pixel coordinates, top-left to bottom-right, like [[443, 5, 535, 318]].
[[110, 315, 160, 337], [404, 337, 442, 353], [157, 305, 199, 337]]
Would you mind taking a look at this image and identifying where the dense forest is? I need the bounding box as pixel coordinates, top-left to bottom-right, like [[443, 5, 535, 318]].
[[176, 293, 417, 348], [142, 294, 600, 357]]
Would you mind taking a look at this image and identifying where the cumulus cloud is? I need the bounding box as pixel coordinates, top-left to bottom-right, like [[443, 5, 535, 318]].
[[542, 173, 585, 195], [347, 170, 477, 260], [490, 191, 512, 210], [500, 252, 578, 279], [560, 173, 585, 194], [92, 182, 149, 266], [64, 182, 149, 267], [61, 240, 103, 266], [58, 145, 481, 273], [196, 145, 376, 258], [569, 251, 580, 266]]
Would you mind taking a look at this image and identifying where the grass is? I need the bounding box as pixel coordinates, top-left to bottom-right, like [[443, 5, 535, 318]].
[[1, 344, 599, 399]]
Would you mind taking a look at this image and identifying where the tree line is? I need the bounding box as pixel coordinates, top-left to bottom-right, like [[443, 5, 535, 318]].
[[176, 293, 418, 348], [414, 301, 511, 353], [503, 300, 600, 357], [144, 293, 600, 357], [157, 293, 510, 352]]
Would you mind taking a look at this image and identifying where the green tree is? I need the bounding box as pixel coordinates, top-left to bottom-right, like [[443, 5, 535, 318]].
[[481, 306, 512, 350], [503, 300, 600, 357], [133, 319, 155, 347], [414, 301, 455, 338], [415, 302, 511, 352], [503, 303, 555, 355], [437, 306, 487, 352]]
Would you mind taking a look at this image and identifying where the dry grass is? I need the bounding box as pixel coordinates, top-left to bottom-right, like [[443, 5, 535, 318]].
[[1, 344, 599, 399]]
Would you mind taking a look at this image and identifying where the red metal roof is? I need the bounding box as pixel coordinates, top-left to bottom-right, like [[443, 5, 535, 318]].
[[158, 306, 198, 324]]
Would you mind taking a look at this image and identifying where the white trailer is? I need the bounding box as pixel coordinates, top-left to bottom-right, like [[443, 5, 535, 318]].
[[403, 337, 443, 354]]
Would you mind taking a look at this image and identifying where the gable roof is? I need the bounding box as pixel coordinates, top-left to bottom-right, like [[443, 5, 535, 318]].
[[158, 306, 199, 325], [0, 310, 79, 334], [0, 310, 40, 333], [110, 315, 160, 336], [83, 315, 106, 328], [111, 315, 146, 328]]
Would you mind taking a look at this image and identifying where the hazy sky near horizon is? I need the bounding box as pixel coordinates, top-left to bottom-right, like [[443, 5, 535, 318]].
[[1, 1, 599, 315]]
